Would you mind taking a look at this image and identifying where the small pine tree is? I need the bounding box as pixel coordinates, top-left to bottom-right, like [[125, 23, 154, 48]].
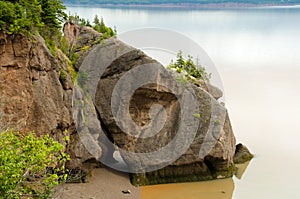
[[40, 0, 67, 31], [92, 15, 116, 38], [168, 51, 211, 81]]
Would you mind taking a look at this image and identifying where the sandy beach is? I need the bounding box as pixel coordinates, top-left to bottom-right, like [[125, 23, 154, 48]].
[[52, 161, 252, 199], [53, 168, 140, 199], [53, 168, 235, 199]]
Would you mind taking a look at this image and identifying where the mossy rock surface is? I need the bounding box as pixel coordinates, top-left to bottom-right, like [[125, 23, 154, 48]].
[[130, 163, 236, 186], [233, 143, 254, 164]]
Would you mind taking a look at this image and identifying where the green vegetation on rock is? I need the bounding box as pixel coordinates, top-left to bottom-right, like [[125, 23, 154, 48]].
[[93, 15, 116, 38], [130, 164, 214, 186], [129, 162, 237, 186], [59, 69, 68, 82], [67, 13, 116, 37], [167, 51, 211, 82], [68, 60, 78, 82], [0, 0, 66, 34], [67, 13, 92, 27]]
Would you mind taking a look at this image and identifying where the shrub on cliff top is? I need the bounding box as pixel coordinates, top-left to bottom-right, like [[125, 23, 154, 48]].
[[66, 13, 117, 38], [0, 131, 69, 199], [93, 15, 116, 38], [167, 51, 211, 82]]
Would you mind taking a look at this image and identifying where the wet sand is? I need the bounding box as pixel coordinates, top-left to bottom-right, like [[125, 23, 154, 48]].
[[53, 168, 140, 199], [54, 170, 235, 199], [53, 161, 252, 199]]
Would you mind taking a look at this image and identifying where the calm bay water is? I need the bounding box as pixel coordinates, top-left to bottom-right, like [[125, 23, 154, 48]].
[[67, 5, 300, 199]]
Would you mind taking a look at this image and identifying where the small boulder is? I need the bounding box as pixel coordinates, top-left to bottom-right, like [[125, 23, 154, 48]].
[[233, 143, 254, 164], [122, 190, 131, 194]]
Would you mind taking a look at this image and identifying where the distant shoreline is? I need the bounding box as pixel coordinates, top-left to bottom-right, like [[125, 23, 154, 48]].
[[65, 3, 300, 9]]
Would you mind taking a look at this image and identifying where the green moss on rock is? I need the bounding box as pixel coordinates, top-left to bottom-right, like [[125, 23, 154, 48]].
[[233, 143, 254, 164], [129, 162, 237, 186], [131, 171, 213, 186], [211, 164, 236, 179]]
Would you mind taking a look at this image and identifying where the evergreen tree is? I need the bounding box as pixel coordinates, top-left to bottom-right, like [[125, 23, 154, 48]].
[[39, 0, 66, 30], [93, 15, 115, 38], [168, 51, 211, 81], [0, 0, 66, 34]]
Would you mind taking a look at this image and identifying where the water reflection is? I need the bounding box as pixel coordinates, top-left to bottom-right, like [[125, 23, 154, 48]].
[[235, 161, 251, 180], [141, 161, 251, 199], [141, 178, 234, 199]]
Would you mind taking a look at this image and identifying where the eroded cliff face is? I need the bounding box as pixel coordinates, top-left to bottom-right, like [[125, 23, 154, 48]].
[[0, 32, 70, 137], [0, 32, 94, 174]]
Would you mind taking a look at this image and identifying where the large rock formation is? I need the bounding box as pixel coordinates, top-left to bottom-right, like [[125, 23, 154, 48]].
[[66, 24, 243, 186], [92, 44, 236, 186], [0, 24, 252, 186]]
